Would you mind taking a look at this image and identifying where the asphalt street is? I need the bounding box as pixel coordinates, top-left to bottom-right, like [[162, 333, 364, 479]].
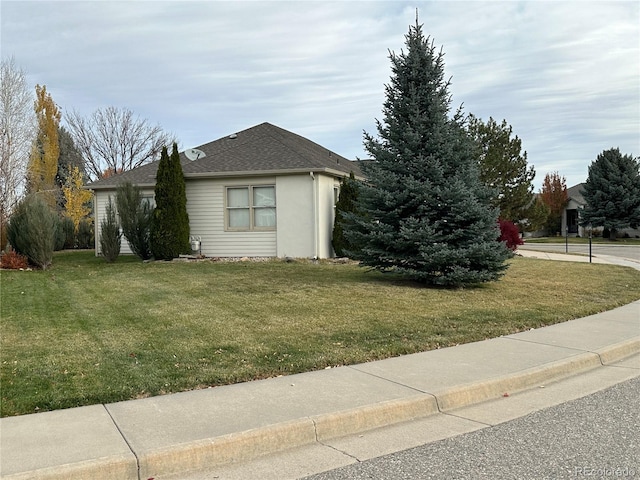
[[303, 376, 640, 480], [519, 242, 640, 262]]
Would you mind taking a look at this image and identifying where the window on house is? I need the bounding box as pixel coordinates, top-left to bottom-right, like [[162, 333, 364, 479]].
[[226, 186, 276, 230]]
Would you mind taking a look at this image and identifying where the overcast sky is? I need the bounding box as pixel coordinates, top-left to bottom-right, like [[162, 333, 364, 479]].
[[2, 1, 638, 189]]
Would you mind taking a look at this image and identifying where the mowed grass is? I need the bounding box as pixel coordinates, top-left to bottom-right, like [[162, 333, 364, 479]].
[[2, 250, 639, 417]]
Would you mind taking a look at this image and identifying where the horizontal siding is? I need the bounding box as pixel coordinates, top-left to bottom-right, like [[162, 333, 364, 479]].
[[94, 188, 154, 256], [187, 178, 277, 257]]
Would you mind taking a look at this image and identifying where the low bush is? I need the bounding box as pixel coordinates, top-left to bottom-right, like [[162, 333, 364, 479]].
[[6, 195, 57, 269], [0, 250, 29, 269], [499, 219, 523, 251]]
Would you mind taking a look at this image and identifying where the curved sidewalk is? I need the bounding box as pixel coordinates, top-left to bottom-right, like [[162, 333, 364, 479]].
[[1, 256, 639, 480]]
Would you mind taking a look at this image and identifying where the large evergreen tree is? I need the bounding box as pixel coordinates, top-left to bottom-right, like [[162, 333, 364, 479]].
[[580, 148, 640, 238], [150, 143, 190, 259], [466, 115, 536, 226], [347, 20, 510, 287]]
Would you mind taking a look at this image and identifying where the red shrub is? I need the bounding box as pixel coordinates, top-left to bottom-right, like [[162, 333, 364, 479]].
[[498, 219, 523, 251], [0, 250, 29, 270]]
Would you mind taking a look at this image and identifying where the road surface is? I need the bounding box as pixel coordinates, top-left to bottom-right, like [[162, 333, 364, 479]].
[[519, 242, 640, 262], [303, 376, 640, 480]]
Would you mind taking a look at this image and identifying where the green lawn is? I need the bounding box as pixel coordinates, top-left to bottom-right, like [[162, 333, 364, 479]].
[[2, 250, 639, 417]]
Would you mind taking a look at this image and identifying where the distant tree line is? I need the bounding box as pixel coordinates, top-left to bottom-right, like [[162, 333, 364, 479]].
[[1, 56, 178, 268]]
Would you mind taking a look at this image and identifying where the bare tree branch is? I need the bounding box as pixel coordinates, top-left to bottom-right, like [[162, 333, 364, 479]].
[[65, 106, 176, 181], [0, 57, 35, 219]]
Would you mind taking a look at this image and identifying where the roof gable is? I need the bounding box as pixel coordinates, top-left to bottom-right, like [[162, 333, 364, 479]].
[[567, 182, 586, 204]]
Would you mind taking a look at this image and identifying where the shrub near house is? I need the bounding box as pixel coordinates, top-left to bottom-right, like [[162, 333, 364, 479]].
[[6, 194, 57, 269]]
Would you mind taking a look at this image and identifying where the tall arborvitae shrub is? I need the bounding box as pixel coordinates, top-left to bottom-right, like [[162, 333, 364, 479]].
[[53, 216, 66, 251], [76, 218, 94, 249], [61, 216, 75, 249], [346, 20, 511, 287], [150, 144, 190, 260], [332, 171, 360, 257], [100, 197, 121, 262], [6, 194, 57, 269], [116, 181, 153, 260]]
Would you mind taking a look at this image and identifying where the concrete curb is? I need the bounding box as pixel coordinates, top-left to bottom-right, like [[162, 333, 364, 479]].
[[137, 418, 318, 478], [133, 395, 443, 479], [596, 337, 640, 365], [431, 351, 602, 412], [1, 455, 137, 480], [137, 339, 639, 479]]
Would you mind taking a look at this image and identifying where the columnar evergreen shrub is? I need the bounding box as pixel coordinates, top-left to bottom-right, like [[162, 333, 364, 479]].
[[116, 181, 153, 260], [100, 197, 121, 262], [6, 194, 57, 269], [53, 216, 66, 251], [61, 216, 75, 249], [346, 20, 510, 287], [332, 171, 360, 257], [76, 219, 94, 249], [150, 144, 190, 260]]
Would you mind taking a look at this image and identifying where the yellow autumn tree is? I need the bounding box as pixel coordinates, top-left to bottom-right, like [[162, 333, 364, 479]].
[[27, 84, 60, 207], [63, 165, 93, 231]]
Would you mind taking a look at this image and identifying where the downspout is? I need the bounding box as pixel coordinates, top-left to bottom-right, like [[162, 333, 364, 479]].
[[310, 171, 318, 260]]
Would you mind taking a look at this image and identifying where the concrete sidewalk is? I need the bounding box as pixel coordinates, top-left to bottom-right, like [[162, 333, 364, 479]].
[[1, 257, 639, 480], [516, 248, 610, 263]]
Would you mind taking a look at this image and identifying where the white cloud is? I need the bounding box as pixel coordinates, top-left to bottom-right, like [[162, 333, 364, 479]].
[[1, 0, 637, 189]]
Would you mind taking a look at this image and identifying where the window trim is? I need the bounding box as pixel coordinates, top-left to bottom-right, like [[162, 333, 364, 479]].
[[224, 185, 276, 232]]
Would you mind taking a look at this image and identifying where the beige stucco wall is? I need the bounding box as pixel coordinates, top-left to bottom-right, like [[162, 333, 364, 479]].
[[317, 174, 340, 258], [275, 173, 340, 258], [275, 175, 314, 258]]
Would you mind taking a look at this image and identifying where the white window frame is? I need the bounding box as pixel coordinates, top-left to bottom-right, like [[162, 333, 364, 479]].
[[225, 185, 276, 231]]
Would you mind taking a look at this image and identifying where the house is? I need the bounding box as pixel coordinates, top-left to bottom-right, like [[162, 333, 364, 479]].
[[562, 183, 640, 238], [562, 183, 586, 236], [88, 122, 364, 259]]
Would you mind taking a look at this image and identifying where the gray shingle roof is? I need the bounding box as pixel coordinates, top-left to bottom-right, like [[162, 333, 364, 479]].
[[567, 182, 586, 204], [87, 123, 363, 190]]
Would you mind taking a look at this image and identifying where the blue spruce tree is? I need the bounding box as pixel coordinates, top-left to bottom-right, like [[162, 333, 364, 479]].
[[348, 20, 511, 287]]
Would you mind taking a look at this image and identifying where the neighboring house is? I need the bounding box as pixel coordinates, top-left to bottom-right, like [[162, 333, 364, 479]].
[[562, 183, 586, 236], [562, 183, 640, 238], [88, 122, 364, 259]]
